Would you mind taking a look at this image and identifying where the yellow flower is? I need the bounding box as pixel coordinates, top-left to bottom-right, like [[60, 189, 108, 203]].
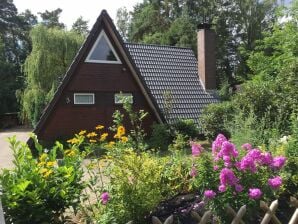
[[114, 133, 120, 139], [39, 153, 48, 162], [100, 133, 108, 141], [121, 136, 128, 143], [107, 141, 115, 148], [64, 149, 76, 156], [89, 139, 97, 143], [46, 161, 57, 167], [37, 161, 45, 167], [67, 138, 80, 144], [79, 130, 87, 135], [43, 170, 53, 178], [87, 132, 97, 138], [117, 126, 125, 136], [40, 168, 48, 174], [95, 125, 104, 130]]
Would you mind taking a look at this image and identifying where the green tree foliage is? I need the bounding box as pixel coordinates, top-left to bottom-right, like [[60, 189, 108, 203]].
[[38, 8, 65, 29], [127, 0, 279, 86], [0, 39, 20, 114], [0, 1, 36, 114], [72, 16, 89, 36], [116, 7, 130, 41], [21, 25, 84, 126], [201, 1, 298, 143]]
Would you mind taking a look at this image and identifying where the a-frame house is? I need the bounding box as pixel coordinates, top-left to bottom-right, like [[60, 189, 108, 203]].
[[33, 10, 218, 144]]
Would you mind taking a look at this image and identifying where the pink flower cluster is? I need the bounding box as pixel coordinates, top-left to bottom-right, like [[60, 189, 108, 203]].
[[199, 134, 287, 201], [268, 176, 283, 189], [249, 188, 262, 199], [191, 141, 204, 157], [101, 192, 110, 205], [204, 190, 216, 199], [212, 135, 238, 167]]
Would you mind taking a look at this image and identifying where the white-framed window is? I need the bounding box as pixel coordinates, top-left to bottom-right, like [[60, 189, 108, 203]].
[[74, 93, 95, 105], [114, 93, 133, 104], [85, 30, 121, 64]]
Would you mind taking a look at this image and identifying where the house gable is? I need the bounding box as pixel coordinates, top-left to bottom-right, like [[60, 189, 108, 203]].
[[31, 10, 164, 145]]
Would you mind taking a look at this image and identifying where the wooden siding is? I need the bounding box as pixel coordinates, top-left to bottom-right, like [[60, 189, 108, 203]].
[[38, 63, 158, 142], [37, 26, 159, 143]]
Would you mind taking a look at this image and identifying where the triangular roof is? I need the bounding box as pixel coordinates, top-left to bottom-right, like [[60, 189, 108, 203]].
[[32, 10, 165, 142], [32, 10, 218, 143]]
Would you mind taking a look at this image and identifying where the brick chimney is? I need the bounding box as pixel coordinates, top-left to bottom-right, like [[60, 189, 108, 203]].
[[197, 23, 216, 90]]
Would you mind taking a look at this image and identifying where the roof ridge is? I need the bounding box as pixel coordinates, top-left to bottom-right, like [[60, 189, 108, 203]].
[[125, 42, 194, 50]]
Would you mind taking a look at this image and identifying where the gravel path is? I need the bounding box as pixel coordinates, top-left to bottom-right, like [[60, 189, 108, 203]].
[[0, 127, 32, 169]]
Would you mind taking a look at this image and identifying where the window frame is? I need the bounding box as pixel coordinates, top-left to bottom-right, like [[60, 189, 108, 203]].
[[114, 93, 133, 105], [85, 30, 121, 64], [73, 93, 95, 105]]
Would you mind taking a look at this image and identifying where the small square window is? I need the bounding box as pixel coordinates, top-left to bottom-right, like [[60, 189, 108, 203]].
[[74, 93, 95, 104], [114, 93, 133, 104]]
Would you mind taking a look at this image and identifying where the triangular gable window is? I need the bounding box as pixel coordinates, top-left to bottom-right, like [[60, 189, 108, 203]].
[[85, 30, 121, 64]]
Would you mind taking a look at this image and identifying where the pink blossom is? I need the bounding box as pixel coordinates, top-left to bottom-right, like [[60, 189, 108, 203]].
[[101, 192, 110, 205], [190, 166, 197, 177], [247, 148, 262, 160], [235, 184, 243, 192], [249, 188, 262, 200], [191, 142, 203, 157], [218, 184, 226, 192], [260, 152, 273, 166], [213, 165, 219, 171], [218, 141, 238, 158], [204, 190, 216, 199], [241, 143, 252, 151], [212, 134, 227, 156], [268, 176, 282, 189], [220, 168, 238, 186], [271, 156, 286, 169], [240, 155, 257, 173]]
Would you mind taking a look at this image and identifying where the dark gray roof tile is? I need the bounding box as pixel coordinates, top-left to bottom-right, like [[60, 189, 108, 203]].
[[125, 42, 218, 124]]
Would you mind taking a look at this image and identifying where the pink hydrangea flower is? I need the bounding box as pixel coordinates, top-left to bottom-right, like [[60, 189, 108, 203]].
[[218, 141, 238, 158], [260, 152, 273, 166], [241, 143, 252, 151], [268, 176, 282, 189], [190, 166, 197, 177], [249, 188, 262, 200], [101, 192, 110, 205], [247, 148, 262, 160], [212, 134, 227, 156], [235, 184, 243, 192], [213, 165, 219, 171], [271, 156, 286, 169], [218, 184, 226, 192], [220, 168, 238, 186], [191, 142, 203, 157], [204, 190, 216, 199], [240, 155, 257, 173]]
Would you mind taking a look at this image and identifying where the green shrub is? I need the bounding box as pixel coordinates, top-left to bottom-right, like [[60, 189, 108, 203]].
[[200, 101, 234, 139], [148, 123, 173, 151], [0, 135, 85, 223], [172, 119, 200, 139]]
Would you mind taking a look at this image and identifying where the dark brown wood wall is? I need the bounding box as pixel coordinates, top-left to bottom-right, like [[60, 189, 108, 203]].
[[37, 24, 159, 143]]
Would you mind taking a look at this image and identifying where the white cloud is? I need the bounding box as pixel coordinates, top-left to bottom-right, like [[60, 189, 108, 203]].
[[14, 0, 141, 29]]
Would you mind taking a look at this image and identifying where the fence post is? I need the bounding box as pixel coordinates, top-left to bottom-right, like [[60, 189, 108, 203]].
[[199, 210, 212, 224], [230, 205, 246, 224], [260, 200, 281, 224], [226, 205, 245, 224], [289, 197, 298, 224], [0, 200, 5, 224]]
